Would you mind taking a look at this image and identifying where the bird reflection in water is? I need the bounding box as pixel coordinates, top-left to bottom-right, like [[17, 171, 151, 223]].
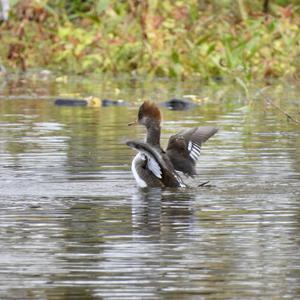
[[131, 188, 196, 239]]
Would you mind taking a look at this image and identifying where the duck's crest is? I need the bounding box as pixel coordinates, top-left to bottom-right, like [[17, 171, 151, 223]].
[[138, 101, 161, 122]]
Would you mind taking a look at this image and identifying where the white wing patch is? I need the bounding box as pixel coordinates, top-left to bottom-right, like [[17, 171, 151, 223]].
[[189, 142, 201, 161], [147, 156, 162, 179]]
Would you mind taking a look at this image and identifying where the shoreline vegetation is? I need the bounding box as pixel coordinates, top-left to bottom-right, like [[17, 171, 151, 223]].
[[0, 0, 300, 81]]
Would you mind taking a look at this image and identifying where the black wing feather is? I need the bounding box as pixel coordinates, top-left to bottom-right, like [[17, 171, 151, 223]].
[[166, 126, 218, 176]]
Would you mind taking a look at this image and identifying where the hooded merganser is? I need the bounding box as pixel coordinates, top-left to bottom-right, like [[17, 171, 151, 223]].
[[127, 101, 217, 188]]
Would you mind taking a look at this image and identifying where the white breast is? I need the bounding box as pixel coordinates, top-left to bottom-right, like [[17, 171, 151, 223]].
[[131, 153, 147, 188]]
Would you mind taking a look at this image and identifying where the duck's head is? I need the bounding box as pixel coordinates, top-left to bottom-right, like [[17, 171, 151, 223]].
[[129, 101, 161, 128]]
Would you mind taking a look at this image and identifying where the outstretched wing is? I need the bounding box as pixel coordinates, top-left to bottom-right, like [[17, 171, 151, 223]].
[[127, 141, 162, 179], [127, 140, 184, 187], [166, 126, 218, 176]]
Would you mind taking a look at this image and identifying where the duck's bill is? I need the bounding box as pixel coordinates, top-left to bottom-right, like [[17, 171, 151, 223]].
[[128, 120, 138, 126]]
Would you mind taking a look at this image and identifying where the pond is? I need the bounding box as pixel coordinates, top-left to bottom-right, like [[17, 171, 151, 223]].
[[0, 73, 299, 299]]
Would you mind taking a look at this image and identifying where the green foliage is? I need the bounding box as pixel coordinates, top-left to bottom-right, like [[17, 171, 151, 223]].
[[1, 0, 300, 80]]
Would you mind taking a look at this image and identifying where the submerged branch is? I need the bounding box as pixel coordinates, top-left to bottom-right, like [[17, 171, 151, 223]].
[[265, 97, 300, 125]]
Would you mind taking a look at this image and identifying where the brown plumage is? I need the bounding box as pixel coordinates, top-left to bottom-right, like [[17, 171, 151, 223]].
[[166, 126, 218, 176], [138, 101, 161, 124], [127, 101, 218, 187]]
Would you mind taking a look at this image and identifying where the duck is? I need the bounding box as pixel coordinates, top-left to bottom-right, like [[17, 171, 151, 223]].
[[127, 101, 217, 188]]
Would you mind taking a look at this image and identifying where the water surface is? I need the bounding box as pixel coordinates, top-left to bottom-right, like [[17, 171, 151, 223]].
[[0, 74, 299, 299]]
